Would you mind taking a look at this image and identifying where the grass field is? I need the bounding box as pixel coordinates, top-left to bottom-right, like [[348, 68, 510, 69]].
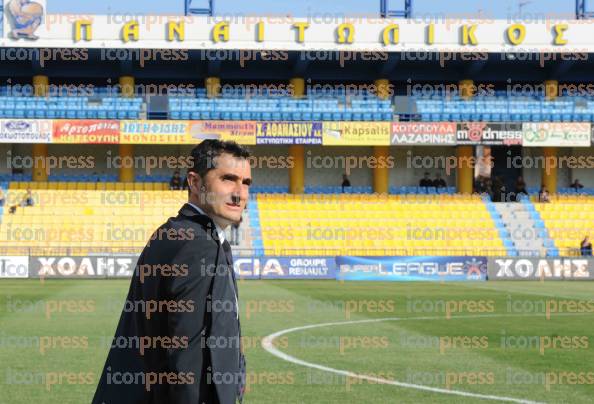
[[1, 279, 593, 403]]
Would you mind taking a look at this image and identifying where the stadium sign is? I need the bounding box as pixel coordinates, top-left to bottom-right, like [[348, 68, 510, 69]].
[[0, 256, 29, 278], [456, 122, 523, 145], [29, 255, 139, 278], [0, 119, 52, 143], [323, 122, 390, 145], [234, 256, 336, 279], [0, 15, 589, 53], [391, 122, 456, 145], [488, 257, 594, 280], [256, 121, 322, 145], [336, 256, 487, 281], [53, 120, 120, 144], [120, 120, 194, 144], [191, 120, 257, 144], [0, 119, 591, 147], [522, 123, 591, 147]]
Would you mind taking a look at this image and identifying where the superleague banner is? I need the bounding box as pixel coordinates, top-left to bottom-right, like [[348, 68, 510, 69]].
[[234, 256, 336, 280], [336, 256, 487, 281], [14, 255, 594, 281]]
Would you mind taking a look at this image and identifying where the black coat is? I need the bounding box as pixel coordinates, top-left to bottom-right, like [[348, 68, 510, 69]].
[[92, 203, 245, 404]]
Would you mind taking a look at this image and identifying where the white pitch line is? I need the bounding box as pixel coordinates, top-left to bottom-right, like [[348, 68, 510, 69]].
[[261, 313, 591, 404]]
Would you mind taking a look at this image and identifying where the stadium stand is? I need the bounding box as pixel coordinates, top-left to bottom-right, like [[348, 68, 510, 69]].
[[1, 85, 594, 123], [0, 185, 264, 256], [168, 95, 393, 121], [534, 194, 594, 256], [0, 189, 183, 255], [257, 193, 505, 256], [0, 173, 589, 259], [0, 183, 516, 257], [415, 95, 587, 122], [0, 95, 143, 119]]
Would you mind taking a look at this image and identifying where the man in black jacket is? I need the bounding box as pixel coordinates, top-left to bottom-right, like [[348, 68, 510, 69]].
[[93, 140, 251, 404], [419, 172, 433, 188]]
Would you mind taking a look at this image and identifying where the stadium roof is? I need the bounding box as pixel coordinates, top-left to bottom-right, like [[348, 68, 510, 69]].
[[2, 49, 594, 85]]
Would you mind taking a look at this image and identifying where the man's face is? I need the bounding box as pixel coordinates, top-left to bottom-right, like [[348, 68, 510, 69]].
[[190, 153, 251, 228]]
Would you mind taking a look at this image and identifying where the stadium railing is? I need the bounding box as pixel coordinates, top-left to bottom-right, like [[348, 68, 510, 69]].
[[0, 246, 582, 258]]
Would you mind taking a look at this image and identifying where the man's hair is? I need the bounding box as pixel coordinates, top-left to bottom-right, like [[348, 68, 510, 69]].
[[188, 139, 251, 178]]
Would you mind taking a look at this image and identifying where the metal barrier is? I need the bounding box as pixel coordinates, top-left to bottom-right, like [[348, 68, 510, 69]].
[[0, 246, 588, 258]]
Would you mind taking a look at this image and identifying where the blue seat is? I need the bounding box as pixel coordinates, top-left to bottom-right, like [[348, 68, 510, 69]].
[[547, 248, 559, 257]]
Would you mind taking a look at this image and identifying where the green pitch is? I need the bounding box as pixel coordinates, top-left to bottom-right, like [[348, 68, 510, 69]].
[[1, 279, 593, 403]]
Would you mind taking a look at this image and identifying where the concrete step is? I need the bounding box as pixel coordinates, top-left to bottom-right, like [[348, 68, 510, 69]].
[[494, 201, 546, 254]]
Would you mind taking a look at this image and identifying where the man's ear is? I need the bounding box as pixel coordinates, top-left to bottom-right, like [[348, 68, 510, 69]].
[[187, 172, 198, 193], [188, 172, 207, 193]]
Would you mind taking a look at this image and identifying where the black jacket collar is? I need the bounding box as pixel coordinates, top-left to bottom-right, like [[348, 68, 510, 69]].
[[179, 203, 234, 268], [178, 203, 221, 244]]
